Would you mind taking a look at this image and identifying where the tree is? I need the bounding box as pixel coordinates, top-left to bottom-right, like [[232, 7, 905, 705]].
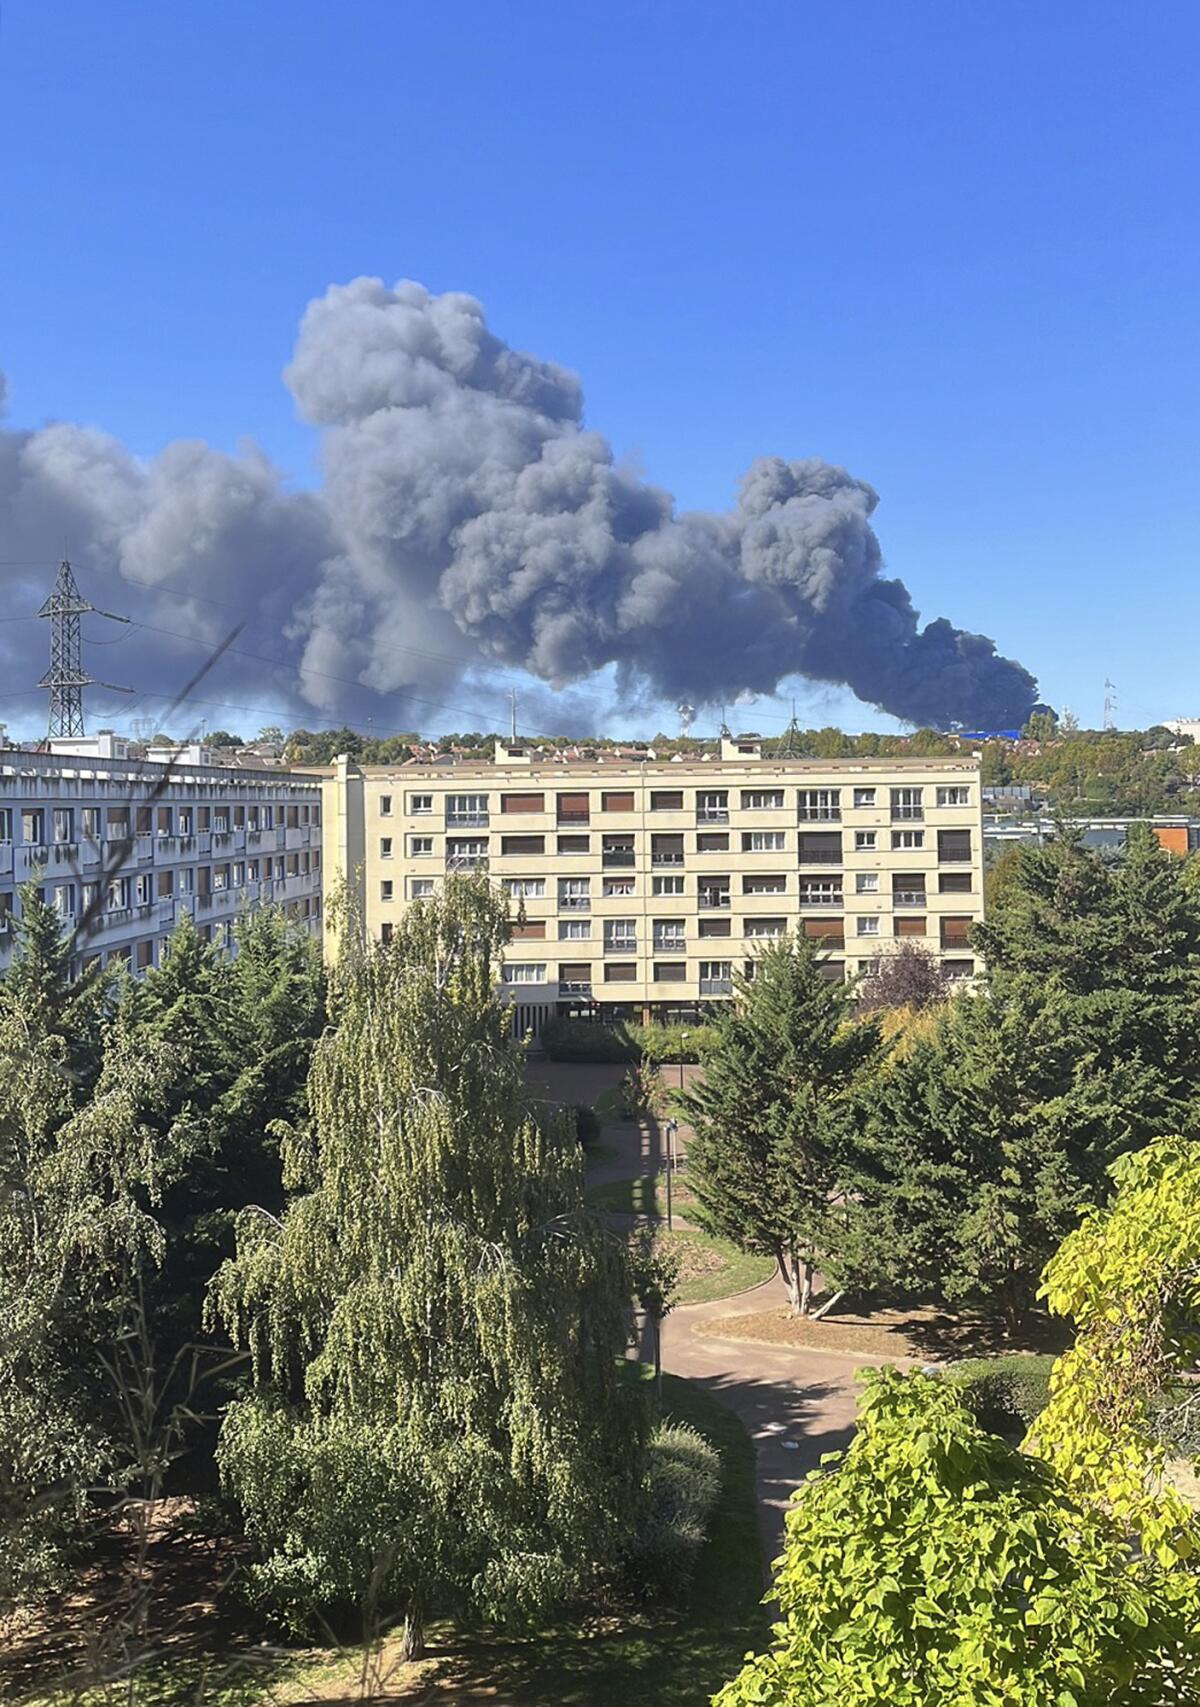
[[1026, 1137, 1200, 1561], [848, 976, 1173, 1328], [0, 881, 109, 1082], [716, 1368, 1200, 1706], [857, 941, 949, 1011], [627, 1223, 680, 1402], [210, 878, 644, 1653], [678, 935, 881, 1314]]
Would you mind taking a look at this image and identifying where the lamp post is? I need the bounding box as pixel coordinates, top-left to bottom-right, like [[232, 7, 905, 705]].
[[664, 1120, 677, 1230]]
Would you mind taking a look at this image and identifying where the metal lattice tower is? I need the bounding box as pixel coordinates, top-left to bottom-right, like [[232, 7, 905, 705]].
[[37, 559, 96, 737]]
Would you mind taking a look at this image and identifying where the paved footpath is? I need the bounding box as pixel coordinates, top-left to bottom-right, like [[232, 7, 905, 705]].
[[655, 1275, 905, 1572]]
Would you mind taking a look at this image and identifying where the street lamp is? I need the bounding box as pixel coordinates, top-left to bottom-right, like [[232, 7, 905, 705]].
[[664, 1120, 677, 1229]]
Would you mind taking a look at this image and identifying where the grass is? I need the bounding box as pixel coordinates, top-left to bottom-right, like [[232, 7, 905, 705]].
[[585, 1174, 775, 1304], [586, 1171, 698, 1218]]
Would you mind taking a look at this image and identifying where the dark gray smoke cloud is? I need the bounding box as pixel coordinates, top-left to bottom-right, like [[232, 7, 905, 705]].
[[0, 277, 1038, 732]]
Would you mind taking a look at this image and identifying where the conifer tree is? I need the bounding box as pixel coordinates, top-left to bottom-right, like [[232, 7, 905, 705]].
[[211, 877, 643, 1654], [678, 934, 881, 1314]]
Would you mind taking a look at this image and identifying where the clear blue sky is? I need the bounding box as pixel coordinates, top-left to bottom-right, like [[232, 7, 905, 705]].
[[2, 0, 1197, 738]]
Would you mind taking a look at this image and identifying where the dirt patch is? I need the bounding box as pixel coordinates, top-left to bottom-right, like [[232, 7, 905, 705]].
[[700, 1301, 1071, 1362]]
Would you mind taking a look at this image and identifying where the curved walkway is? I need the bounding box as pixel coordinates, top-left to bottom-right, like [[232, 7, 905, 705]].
[[655, 1276, 902, 1570]]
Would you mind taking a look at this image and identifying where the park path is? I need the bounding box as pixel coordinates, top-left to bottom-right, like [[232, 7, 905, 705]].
[[527, 1060, 906, 1571]]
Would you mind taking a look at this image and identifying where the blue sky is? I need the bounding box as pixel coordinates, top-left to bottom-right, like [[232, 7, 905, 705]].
[[2, 0, 1198, 740]]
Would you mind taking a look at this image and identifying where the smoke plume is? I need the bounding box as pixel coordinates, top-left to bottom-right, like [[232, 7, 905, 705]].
[[0, 277, 1038, 732]]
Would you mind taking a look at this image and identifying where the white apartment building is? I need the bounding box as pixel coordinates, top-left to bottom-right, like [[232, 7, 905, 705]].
[[0, 747, 323, 978], [322, 736, 985, 1030]]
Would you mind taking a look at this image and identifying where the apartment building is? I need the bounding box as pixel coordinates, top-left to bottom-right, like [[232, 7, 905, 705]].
[[322, 736, 984, 1029], [0, 746, 323, 978]]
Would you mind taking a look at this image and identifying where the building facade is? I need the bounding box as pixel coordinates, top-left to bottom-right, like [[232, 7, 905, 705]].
[[0, 747, 323, 977], [322, 737, 985, 1028]]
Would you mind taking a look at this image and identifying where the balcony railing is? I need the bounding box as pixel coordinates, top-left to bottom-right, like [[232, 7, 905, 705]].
[[799, 892, 843, 906], [446, 812, 489, 828], [700, 977, 732, 996], [696, 808, 729, 823], [559, 980, 592, 997], [558, 895, 590, 910], [653, 938, 685, 953], [698, 893, 730, 910], [651, 852, 684, 866], [893, 890, 927, 908], [603, 939, 636, 954], [798, 807, 840, 821], [556, 811, 590, 826], [602, 850, 635, 868], [797, 849, 841, 864], [446, 853, 488, 870], [891, 806, 924, 821]]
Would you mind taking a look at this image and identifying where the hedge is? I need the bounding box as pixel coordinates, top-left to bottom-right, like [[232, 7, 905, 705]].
[[539, 1015, 719, 1064], [945, 1355, 1055, 1439], [625, 1421, 722, 1598]]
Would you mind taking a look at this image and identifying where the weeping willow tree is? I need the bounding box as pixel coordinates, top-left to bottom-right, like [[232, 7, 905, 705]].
[[210, 877, 644, 1654]]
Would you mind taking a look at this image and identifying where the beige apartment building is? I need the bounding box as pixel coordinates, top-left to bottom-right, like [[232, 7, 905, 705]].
[[321, 736, 984, 1030]]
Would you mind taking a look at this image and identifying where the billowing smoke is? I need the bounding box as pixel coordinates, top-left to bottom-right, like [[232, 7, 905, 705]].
[[0, 277, 1038, 732]]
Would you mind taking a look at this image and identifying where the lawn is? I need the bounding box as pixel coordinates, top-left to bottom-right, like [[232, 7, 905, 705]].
[[585, 1170, 698, 1218], [17, 1378, 766, 1707], [585, 1173, 775, 1304]]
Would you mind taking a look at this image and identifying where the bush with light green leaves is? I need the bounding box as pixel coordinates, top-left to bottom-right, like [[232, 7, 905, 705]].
[[716, 1368, 1200, 1707]]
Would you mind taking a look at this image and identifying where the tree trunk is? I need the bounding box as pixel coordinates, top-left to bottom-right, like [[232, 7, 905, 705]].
[[799, 1259, 814, 1317], [400, 1601, 425, 1662], [652, 1311, 662, 1405], [811, 1288, 844, 1322], [778, 1248, 802, 1315]]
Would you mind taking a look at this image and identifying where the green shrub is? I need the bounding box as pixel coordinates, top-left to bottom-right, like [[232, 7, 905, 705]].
[[628, 1021, 720, 1064], [539, 1016, 719, 1064], [625, 1421, 722, 1598], [945, 1354, 1055, 1438]]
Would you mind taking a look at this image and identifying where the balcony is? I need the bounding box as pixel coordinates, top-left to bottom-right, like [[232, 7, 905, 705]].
[[445, 853, 487, 870], [798, 807, 840, 822], [696, 808, 729, 824], [891, 806, 924, 822], [559, 895, 590, 911], [653, 939, 685, 955], [602, 850, 635, 868], [446, 812, 489, 829], [559, 980, 592, 998], [893, 890, 927, 908], [700, 977, 732, 996], [604, 939, 636, 955], [698, 892, 730, 910], [798, 892, 843, 907], [651, 852, 684, 867], [556, 811, 590, 826]]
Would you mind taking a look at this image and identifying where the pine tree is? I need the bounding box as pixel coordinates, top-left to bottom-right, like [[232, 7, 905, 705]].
[[210, 877, 644, 1653], [0, 881, 109, 1084], [678, 934, 881, 1315]]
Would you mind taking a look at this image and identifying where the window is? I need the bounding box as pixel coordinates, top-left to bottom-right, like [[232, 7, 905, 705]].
[[890, 787, 924, 821], [696, 832, 729, 853], [743, 830, 785, 852], [409, 835, 434, 856], [501, 792, 543, 813], [602, 834, 635, 866], [653, 874, 684, 895], [937, 785, 971, 808], [742, 789, 784, 811], [855, 872, 879, 893], [744, 917, 785, 938], [799, 877, 842, 905], [939, 871, 973, 893], [653, 920, 686, 950], [409, 877, 435, 899], [511, 920, 547, 940], [697, 790, 728, 822], [558, 877, 590, 909], [52, 808, 74, 843], [407, 793, 431, 815], [602, 791, 635, 813], [650, 790, 684, 811], [943, 958, 975, 980], [380, 836, 393, 858], [81, 807, 101, 841], [380, 922, 394, 945], [448, 793, 489, 826], [1, 809, 15, 841], [804, 918, 845, 947], [654, 961, 687, 982], [798, 831, 841, 864], [858, 958, 881, 977], [501, 834, 544, 857], [891, 829, 925, 850], [938, 829, 973, 863], [604, 920, 636, 951], [604, 962, 636, 982], [557, 833, 589, 854], [940, 916, 973, 947], [380, 880, 394, 902], [699, 959, 732, 989], [502, 963, 546, 985], [896, 916, 927, 937], [893, 874, 927, 906], [855, 830, 877, 851], [797, 788, 840, 821], [380, 794, 394, 816], [698, 916, 731, 937], [52, 882, 75, 917], [652, 833, 685, 865], [698, 878, 730, 909], [446, 837, 488, 864], [743, 873, 786, 894], [557, 791, 590, 824], [856, 916, 881, 936], [107, 876, 131, 911], [21, 809, 44, 845], [558, 962, 591, 990], [504, 877, 546, 898], [852, 787, 876, 808], [559, 918, 592, 939], [603, 876, 635, 897]]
